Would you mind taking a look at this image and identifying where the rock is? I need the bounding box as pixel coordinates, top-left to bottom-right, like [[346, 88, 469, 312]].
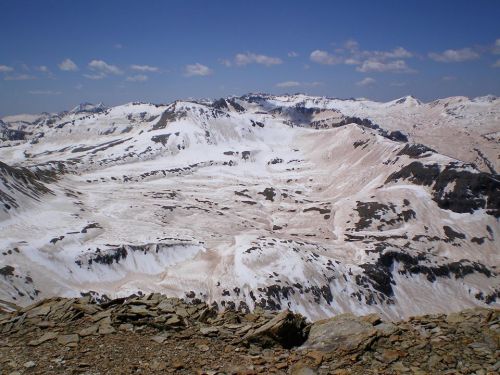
[[128, 304, 156, 317], [175, 307, 189, 318], [28, 331, 58, 346], [151, 334, 169, 344], [23, 361, 36, 368], [305, 350, 323, 367], [73, 303, 101, 315], [197, 344, 210, 352], [79, 324, 99, 337], [243, 310, 308, 348], [200, 326, 219, 336], [157, 300, 175, 313], [57, 334, 79, 346], [98, 324, 116, 335], [165, 314, 183, 326], [171, 359, 184, 369], [379, 349, 403, 363], [26, 304, 51, 318], [91, 310, 112, 322], [301, 313, 377, 353], [291, 363, 318, 375]]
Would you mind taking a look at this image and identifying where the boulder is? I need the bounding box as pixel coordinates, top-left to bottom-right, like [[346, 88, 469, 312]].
[[301, 313, 377, 353], [243, 310, 308, 348]]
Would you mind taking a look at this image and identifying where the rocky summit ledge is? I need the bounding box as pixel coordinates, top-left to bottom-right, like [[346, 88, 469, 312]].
[[0, 295, 498, 375]]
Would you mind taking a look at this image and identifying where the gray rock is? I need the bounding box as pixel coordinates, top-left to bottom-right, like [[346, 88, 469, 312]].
[[79, 324, 99, 337], [243, 310, 308, 348], [301, 313, 377, 353], [23, 361, 36, 368], [151, 333, 169, 344], [57, 334, 79, 346], [28, 331, 58, 346], [200, 326, 219, 336], [165, 315, 183, 326]]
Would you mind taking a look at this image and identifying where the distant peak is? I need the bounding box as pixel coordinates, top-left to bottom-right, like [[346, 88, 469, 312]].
[[70, 102, 106, 114]]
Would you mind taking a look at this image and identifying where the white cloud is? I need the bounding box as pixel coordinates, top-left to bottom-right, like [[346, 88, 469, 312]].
[[428, 48, 479, 62], [184, 63, 213, 77], [493, 39, 500, 54], [28, 90, 61, 95], [276, 81, 301, 88], [4, 74, 35, 81], [356, 77, 376, 86], [442, 75, 457, 81], [35, 65, 49, 73], [345, 39, 359, 51], [310, 50, 342, 65], [219, 59, 232, 67], [114, 43, 123, 49], [374, 47, 413, 59], [83, 73, 106, 80], [234, 53, 282, 66], [130, 64, 159, 72], [275, 81, 323, 88], [492, 59, 500, 68], [356, 59, 415, 73], [58, 58, 78, 71], [126, 74, 148, 82], [88, 60, 123, 75], [288, 51, 299, 57], [344, 58, 360, 65], [0, 65, 14, 73], [75, 83, 83, 90]]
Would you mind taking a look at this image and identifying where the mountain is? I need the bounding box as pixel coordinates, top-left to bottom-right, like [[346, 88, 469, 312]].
[[0, 94, 498, 321]]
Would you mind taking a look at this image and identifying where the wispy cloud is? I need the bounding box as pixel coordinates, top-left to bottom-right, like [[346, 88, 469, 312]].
[[428, 48, 479, 62], [276, 81, 301, 88], [288, 51, 299, 57], [356, 77, 376, 86], [28, 90, 61, 95], [126, 74, 148, 82], [0, 65, 14, 73], [492, 59, 500, 68], [233, 52, 282, 66], [83, 73, 106, 80], [114, 43, 123, 49], [35, 65, 50, 73], [184, 63, 213, 77], [130, 64, 159, 72], [275, 81, 323, 88], [442, 75, 457, 81], [88, 60, 123, 75], [58, 58, 78, 71], [310, 50, 342, 65], [390, 81, 407, 87], [356, 59, 415, 73], [493, 39, 500, 55], [4, 74, 35, 81]]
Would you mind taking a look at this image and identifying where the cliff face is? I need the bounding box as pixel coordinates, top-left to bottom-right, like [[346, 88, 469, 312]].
[[1, 294, 498, 374]]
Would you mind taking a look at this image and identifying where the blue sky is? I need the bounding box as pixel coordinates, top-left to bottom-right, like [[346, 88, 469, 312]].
[[1, 0, 499, 116]]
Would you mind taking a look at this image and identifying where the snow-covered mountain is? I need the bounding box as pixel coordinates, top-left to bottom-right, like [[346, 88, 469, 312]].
[[0, 94, 498, 320]]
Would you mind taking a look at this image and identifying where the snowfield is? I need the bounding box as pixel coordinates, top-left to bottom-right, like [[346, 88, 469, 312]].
[[0, 94, 498, 320]]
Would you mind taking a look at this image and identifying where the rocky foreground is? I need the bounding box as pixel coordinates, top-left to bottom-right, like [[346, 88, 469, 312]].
[[0, 294, 498, 375]]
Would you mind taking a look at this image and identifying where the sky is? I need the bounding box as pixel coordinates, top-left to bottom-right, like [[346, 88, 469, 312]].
[[0, 0, 499, 116]]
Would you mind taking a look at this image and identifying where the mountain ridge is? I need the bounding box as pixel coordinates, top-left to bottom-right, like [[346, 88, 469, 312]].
[[0, 93, 498, 321]]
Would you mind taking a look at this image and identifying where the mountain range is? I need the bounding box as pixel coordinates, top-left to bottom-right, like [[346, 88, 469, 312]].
[[0, 93, 498, 321]]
